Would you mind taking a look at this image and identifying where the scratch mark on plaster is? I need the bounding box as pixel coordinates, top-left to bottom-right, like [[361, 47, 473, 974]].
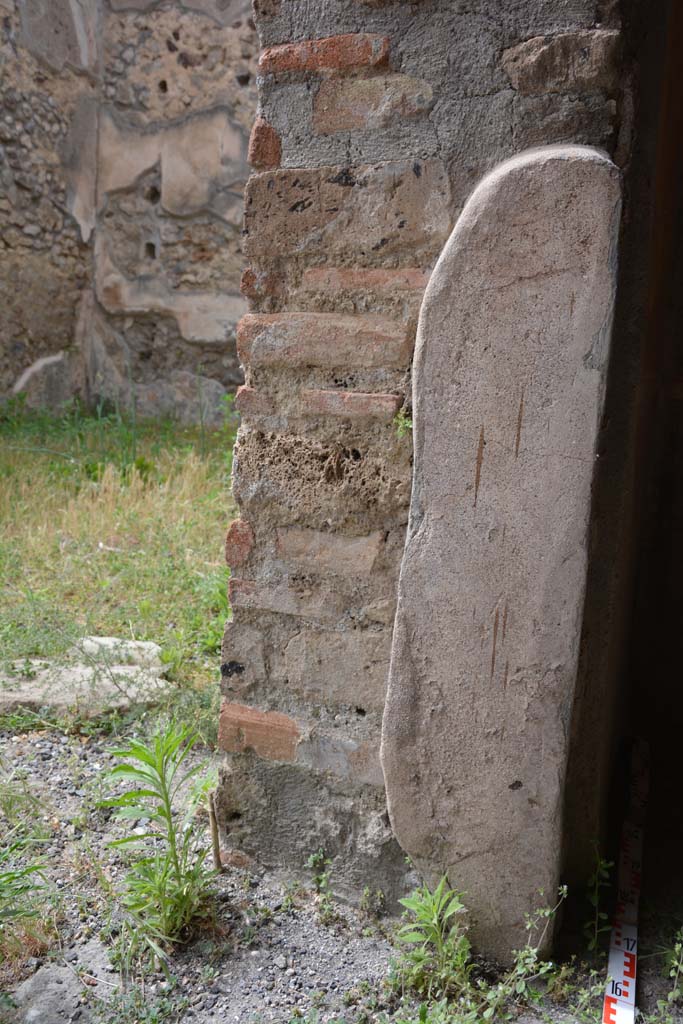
[[514, 387, 525, 458], [490, 605, 500, 682], [502, 600, 508, 640], [570, 291, 575, 317], [474, 425, 485, 507], [503, 659, 509, 690]]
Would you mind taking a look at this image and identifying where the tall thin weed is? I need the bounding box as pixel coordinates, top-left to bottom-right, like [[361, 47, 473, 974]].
[[104, 722, 216, 974]]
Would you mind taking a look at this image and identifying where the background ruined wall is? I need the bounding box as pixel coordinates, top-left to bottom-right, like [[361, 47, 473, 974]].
[[1, 0, 258, 421], [0, 0, 96, 399], [219, 0, 629, 902]]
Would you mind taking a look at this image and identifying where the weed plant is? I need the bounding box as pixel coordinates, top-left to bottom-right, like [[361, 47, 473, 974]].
[[391, 876, 568, 1022], [0, 828, 45, 939], [394, 877, 472, 1001], [394, 409, 413, 439], [94, 983, 188, 1024], [104, 722, 216, 973], [0, 754, 56, 969], [583, 841, 613, 953], [306, 848, 338, 925], [655, 926, 683, 1021]]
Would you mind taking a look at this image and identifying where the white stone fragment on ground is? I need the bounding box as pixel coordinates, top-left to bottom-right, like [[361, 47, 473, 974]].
[[0, 636, 169, 715], [78, 635, 163, 669]]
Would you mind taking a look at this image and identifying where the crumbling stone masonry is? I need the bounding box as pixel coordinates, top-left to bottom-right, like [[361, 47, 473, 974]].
[[219, 0, 637, 948], [1, 0, 258, 421]]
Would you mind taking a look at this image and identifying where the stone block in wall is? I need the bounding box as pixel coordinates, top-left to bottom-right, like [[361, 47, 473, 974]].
[[237, 313, 413, 369], [230, 573, 396, 628], [220, 694, 384, 787], [259, 73, 440, 168], [282, 628, 391, 711], [232, 429, 412, 532], [296, 267, 429, 303], [259, 34, 389, 76], [221, 622, 266, 693], [502, 30, 621, 96], [300, 390, 401, 422], [275, 528, 383, 576], [513, 93, 618, 152], [229, 578, 348, 625], [243, 160, 451, 259], [313, 75, 434, 134]]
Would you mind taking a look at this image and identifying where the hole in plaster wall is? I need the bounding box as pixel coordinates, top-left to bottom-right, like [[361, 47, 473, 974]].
[[158, 79, 168, 93], [166, 39, 178, 53], [144, 241, 157, 260], [355, 707, 366, 717], [146, 185, 161, 203], [228, 811, 242, 822], [236, 71, 251, 86], [172, 29, 180, 40]]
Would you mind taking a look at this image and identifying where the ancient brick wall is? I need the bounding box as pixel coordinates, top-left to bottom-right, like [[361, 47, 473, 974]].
[[1, 0, 258, 422], [219, 0, 628, 902]]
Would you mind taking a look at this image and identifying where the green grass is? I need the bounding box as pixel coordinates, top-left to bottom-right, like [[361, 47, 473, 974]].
[[0, 399, 236, 745]]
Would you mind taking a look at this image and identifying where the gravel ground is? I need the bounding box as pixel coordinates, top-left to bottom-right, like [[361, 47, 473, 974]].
[[1, 726, 681, 1024], [0, 727, 401, 1024]]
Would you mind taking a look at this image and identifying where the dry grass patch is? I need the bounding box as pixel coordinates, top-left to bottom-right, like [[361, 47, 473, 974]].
[[0, 401, 236, 744]]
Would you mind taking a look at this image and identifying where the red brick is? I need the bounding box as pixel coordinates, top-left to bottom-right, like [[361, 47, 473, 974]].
[[234, 385, 275, 417], [237, 312, 412, 369], [300, 389, 401, 421], [225, 519, 254, 568], [247, 117, 281, 169], [259, 33, 389, 75], [218, 699, 300, 762], [240, 267, 284, 302]]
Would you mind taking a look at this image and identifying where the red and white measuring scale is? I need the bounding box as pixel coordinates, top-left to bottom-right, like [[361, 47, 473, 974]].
[[602, 741, 649, 1024]]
